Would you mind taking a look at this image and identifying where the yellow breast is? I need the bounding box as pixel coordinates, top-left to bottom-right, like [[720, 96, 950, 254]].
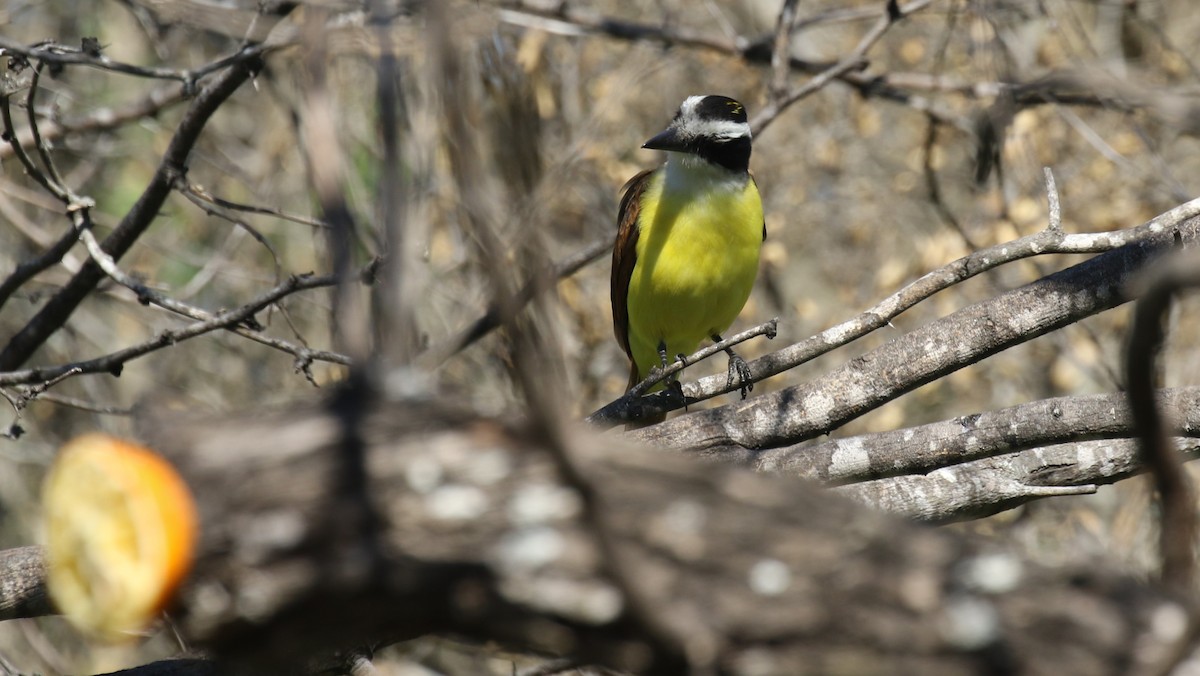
[[626, 163, 763, 380]]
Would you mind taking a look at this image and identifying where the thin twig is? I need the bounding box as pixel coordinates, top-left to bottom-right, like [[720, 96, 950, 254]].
[[19, 391, 132, 416], [0, 82, 64, 202], [921, 115, 978, 249], [24, 63, 73, 202], [627, 319, 779, 398], [1125, 250, 1200, 592], [0, 43, 271, 372], [176, 179, 329, 230], [0, 84, 187, 161], [496, 0, 966, 129], [751, 0, 936, 135], [0, 38, 268, 86], [585, 319, 779, 427], [0, 262, 370, 387], [769, 0, 802, 99], [422, 237, 613, 366], [174, 184, 285, 285]]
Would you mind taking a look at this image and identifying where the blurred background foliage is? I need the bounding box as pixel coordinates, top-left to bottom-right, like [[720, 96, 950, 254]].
[[3, 0, 1200, 672]]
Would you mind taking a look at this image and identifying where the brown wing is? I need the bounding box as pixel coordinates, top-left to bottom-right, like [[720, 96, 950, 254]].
[[750, 171, 766, 241], [611, 169, 653, 360]]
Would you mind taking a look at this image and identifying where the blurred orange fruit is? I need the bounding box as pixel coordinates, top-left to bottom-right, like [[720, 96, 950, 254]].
[[43, 434, 199, 640]]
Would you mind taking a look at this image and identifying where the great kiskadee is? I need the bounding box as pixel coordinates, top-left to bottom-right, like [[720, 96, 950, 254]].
[[611, 95, 764, 416]]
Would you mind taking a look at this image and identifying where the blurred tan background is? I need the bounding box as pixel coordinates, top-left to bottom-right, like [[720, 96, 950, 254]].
[[3, 0, 1200, 672]]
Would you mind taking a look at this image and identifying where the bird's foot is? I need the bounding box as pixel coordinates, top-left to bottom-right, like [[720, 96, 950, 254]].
[[726, 350, 754, 399]]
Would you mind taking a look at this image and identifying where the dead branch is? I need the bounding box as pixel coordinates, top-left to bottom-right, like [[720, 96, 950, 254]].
[[1, 388, 1188, 675], [1125, 251, 1200, 591], [0, 546, 50, 622], [837, 438, 1200, 523], [0, 40, 274, 372], [0, 263, 372, 388], [0, 83, 187, 161], [626, 214, 1200, 453], [757, 388, 1200, 485]]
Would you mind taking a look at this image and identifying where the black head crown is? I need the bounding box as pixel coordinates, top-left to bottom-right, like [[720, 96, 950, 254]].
[[691, 95, 748, 125], [643, 95, 753, 172]]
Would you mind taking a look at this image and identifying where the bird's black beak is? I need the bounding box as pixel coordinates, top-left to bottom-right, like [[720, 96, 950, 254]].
[[642, 126, 688, 152]]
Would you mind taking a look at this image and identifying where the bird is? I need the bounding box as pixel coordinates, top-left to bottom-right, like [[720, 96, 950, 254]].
[[610, 94, 765, 422]]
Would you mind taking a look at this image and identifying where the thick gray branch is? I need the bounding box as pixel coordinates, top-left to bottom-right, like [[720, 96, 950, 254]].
[[0, 545, 51, 621], [838, 438, 1200, 523], [631, 215, 1200, 455], [757, 388, 1200, 484]]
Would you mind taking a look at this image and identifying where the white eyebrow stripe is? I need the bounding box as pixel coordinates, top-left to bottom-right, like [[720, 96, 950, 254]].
[[680, 95, 705, 117], [680, 118, 751, 140]]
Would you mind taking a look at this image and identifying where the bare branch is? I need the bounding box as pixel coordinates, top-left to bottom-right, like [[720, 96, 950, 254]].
[[0, 226, 77, 314], [757, 388, 1200, 485], [0, 75, 66, 201], [769, 0, 802, 99], [420, 237, 613, 367], [24, 62, 72, 201], [628, 214, 1200, 453], [837, 438, 1200, 523], [72, 209, 349, 377], [0, 44, 270, 371], [496, 0, 967, 128], [752, 0, 936, 135], [0, 546, 51, 622], [585, 319, 779, 425], [0, 262, 372, 387], [1126, 250, 1200, 591], [175, 179, 328, 230], [0, 83, 187, 160], [0, 38, 265, 85]]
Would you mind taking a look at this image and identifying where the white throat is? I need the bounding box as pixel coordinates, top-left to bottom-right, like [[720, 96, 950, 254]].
[[662, 154, 746, 195]]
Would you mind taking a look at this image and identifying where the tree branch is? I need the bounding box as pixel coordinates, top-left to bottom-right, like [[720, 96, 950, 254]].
[[20, 391, 1174, 673], [756, 388, 1200, 485], [0, 262, 372, 387], [0, 44, 268, 371], [837, 437, 1200, 523], [0, 83, 187, 161], [1126, 250, 1200, 591], [629, 213, 1200, 453], [0, 546, 51, 621]]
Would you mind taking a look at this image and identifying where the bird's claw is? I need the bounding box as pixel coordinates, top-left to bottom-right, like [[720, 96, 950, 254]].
[[727, 352, 754, 399]]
